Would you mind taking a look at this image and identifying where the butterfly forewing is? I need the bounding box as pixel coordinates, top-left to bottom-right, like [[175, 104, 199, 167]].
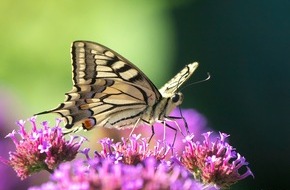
[[71, 41, 161, 98], [36, 41, 198, 133], [159, 62, 198, 97]]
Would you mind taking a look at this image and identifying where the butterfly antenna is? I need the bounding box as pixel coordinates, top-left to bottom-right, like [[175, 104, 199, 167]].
[[180, 72, 211, 91]]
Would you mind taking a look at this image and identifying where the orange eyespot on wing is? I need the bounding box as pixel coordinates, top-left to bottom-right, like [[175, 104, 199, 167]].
[[82, 117, 96, 130]]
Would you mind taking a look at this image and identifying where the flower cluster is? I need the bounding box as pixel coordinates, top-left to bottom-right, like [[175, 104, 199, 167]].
[[3, 109, 254, 189], [92, 134, 171, 165], [4, 117, 85, 179], [180, 132, 254, 189], [29, 157, 206, 190], [29, 134, 213, 190]]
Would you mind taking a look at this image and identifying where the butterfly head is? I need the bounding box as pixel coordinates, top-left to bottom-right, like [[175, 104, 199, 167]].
[[161, 92, 184, 117], [171, 92, 184, 106]]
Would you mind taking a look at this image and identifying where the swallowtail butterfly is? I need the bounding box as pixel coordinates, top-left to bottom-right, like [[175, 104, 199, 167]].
[[36, 41, 198, 134]]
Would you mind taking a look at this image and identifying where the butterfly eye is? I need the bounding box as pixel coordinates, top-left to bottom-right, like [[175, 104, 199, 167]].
[[171, 92, 183, 104]]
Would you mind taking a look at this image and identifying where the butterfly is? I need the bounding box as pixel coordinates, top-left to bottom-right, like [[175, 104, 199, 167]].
[[36, 41, 198, 134]]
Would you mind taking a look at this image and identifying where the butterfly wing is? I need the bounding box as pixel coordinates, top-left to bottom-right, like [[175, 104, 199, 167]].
[[37, 41, 161, 131], [71, 41, 161, 96], [158, 62, 198, 97]]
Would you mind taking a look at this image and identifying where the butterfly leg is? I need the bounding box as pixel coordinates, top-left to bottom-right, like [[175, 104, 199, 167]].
[[128, 118, 142, 138], [165, 118, 186, 137], [166, 114, 189, 135], [178, 107, 190, 134], [148, 125, 155, 143], [162, 121, 177, 147]]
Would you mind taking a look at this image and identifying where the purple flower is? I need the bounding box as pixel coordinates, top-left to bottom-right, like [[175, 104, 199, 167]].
[[3, 112, 253, 189], [0, 141, 32, 189], [29, 157, 206, 190], [180, 132, 254, 189], [86, 134, 172, 165], [4, 117, 85, 179]]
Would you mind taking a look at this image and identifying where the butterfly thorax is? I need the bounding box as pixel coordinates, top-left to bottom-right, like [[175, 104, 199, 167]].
[[141, 92, 184, 125]]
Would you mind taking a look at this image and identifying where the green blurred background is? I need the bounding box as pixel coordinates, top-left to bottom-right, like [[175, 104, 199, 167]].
[[1, 0, 290, 189]]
